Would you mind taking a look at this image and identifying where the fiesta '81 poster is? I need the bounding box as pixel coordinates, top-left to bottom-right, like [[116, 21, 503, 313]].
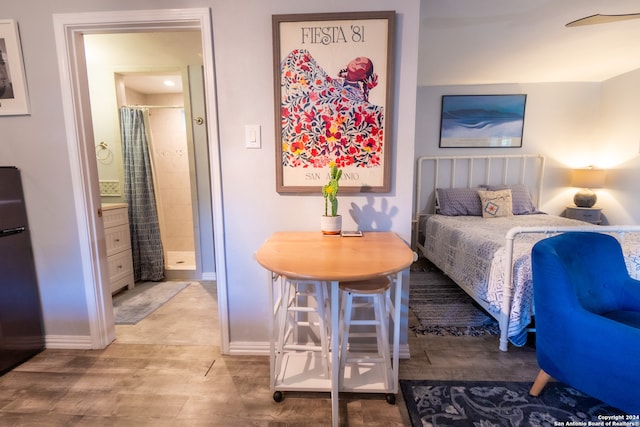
[[273, 11, 395, 193]]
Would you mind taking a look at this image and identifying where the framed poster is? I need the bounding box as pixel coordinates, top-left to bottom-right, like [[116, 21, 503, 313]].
[[273, 11, 395, 193], [0, 20, 30, 116], [439, 95, 526, 148]]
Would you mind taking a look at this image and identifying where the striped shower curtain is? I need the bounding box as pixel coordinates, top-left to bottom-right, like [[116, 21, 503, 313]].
[[120, 107, 164, 281]]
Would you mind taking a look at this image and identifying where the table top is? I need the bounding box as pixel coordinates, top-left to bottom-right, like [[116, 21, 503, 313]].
[[255, 231, 414, 281]]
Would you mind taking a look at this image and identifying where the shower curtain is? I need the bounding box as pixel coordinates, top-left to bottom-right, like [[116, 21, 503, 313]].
[[120, 107, 164, 281]]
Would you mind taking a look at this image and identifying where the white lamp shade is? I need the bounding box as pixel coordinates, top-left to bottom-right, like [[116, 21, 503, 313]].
[[572, 168, 606, 189]]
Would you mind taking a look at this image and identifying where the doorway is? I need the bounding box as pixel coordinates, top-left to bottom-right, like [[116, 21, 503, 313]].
[[83, 31, 210, 281], [53, 9, 229, 352]]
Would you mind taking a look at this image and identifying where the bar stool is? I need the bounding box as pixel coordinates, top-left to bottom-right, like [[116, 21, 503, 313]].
[[273, 277, 331, 401], [338, 275, 395, 403]]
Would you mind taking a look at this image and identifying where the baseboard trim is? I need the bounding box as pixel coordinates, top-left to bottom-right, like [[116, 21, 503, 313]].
[[45, 334, 94, 349], [228, 341, 270, 355], [201, 272, 216, 281]]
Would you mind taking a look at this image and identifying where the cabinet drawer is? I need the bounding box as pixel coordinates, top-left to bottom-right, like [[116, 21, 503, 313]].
[[577, 210, 600, 221], [105, 224, 131, 256], [103, 206, 129, 228], [566, 207, 601, 224], [107, 249, 134, 282]]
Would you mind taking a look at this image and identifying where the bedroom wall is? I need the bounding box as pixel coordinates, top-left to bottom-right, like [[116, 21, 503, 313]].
[[599, 68, 640, 225], [414, 79, 640, 225], [0, 0, 419, 349]]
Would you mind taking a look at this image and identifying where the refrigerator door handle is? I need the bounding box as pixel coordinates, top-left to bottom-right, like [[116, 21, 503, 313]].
[[0, 226, 26, 238]]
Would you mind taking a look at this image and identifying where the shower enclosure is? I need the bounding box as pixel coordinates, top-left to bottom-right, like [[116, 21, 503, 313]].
[[121, 90, 199, 280], [145, 103, 197, 274]]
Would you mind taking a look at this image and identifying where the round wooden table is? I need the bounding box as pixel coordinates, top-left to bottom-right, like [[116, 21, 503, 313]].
[[255, 231, 414, 426]]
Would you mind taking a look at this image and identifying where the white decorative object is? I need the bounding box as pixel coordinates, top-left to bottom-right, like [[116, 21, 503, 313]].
[[321, 215, 342, 235]]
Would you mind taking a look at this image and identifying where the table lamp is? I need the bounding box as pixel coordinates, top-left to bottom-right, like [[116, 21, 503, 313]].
[[572, 167, 606, 208]]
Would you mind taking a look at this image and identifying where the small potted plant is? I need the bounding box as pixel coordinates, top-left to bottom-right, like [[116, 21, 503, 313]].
[[321, 161, 343, 235]]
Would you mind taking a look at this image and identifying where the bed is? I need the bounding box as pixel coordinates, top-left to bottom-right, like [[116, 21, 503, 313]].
[[412, 154, 640, 351]]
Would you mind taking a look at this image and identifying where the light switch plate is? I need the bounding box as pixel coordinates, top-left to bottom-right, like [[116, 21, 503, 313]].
[[245, 124, 261, 149]]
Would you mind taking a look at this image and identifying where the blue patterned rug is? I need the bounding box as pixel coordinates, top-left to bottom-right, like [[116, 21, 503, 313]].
[[409, 263, 500, 337], [400, 380, 626, 426]]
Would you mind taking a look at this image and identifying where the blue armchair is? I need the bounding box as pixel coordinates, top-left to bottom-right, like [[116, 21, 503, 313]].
[[530, 232, 640, 414]]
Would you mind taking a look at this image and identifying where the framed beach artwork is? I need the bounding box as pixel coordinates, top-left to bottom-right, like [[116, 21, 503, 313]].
[[439, 95, 527, 148], [272, 11, 395, 193], [0, 20, 30, 116]]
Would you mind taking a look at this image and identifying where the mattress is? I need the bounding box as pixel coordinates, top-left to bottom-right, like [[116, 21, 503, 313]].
[[421, 214, 598, 346]]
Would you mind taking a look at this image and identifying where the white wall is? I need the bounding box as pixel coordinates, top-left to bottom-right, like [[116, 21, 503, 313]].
[[0, 0, 419, 349], [600, 69, 640, 225], [214, 1, 420, 348], [414, 80, 640, 224]]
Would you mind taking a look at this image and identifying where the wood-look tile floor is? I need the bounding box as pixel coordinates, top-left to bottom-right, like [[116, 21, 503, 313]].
[[0, 280, 540, 426]]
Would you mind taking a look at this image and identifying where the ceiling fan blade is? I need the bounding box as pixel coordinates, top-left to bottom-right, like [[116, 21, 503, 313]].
[[566, 13, 640, 27]]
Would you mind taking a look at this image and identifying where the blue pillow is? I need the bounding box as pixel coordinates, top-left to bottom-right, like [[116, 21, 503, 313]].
[[436, 187, 484, 216]]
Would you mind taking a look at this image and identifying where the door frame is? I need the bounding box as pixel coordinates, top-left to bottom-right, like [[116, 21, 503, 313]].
[[53, 8, 229, 352]]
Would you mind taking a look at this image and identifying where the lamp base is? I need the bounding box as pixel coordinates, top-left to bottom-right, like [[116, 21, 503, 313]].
[[574, 189, 597, 208]]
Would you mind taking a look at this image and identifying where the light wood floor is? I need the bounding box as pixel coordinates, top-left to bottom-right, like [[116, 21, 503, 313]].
[[0, 280, 540, 426]]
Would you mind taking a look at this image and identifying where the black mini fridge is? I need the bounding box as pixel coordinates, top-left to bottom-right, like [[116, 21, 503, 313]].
[[0, 166, 45, 375]]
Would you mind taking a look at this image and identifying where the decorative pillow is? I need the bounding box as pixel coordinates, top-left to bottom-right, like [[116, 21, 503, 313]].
[[487, 184, 537, 215], [477, 189, 513, 218], [436, 187, 484, 216]]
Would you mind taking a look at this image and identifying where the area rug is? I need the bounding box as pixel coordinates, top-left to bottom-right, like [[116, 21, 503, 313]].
[[113, 281, 191, 324], [400, 380, 626, 427], [409, 259, 499, 336]]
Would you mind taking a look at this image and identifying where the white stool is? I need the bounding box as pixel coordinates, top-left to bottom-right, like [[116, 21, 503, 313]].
[[338, 275, 395, 403], [274, 278, 331, 390]]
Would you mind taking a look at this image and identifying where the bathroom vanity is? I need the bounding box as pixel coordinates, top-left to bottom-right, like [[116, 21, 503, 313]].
[[102, 203, 135, 294]]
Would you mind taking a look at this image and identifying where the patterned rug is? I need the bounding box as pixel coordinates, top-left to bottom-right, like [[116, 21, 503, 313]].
[[113, 281, 191, 324], [400, 380, 626, 426], [409, 258, 499, 336]]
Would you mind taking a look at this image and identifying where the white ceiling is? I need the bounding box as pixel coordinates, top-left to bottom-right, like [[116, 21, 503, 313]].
[[84, 31, 201, 95], [121, 73, 183, 94], [418, 0, 640, 86]]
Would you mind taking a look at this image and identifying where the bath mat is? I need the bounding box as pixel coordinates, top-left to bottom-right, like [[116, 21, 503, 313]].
[[400, 380, 626, 427], [113, 281, 191, 324]]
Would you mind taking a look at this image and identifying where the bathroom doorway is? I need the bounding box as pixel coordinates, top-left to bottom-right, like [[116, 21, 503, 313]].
[[53, 8, 229, 352], [84, 32, 215, 282]]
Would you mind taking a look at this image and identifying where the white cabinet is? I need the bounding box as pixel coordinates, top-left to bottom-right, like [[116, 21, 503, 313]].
[[102, 203, 135, 294]]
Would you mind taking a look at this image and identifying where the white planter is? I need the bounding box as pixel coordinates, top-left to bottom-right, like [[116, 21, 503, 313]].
[[320, 215, 342, 235]]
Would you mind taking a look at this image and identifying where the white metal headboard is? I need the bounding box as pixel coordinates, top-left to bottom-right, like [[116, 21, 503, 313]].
[[412, 154, 545, 246]]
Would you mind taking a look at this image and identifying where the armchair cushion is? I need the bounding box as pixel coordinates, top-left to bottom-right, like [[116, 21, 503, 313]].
[[531, 232, 640, 414]]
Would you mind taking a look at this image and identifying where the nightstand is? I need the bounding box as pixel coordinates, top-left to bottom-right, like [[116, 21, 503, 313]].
[[565, 206, 602, 224]]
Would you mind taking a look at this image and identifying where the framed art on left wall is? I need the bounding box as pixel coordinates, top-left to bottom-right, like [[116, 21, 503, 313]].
[[273, 11, 395, 193], [0, 20, 30, 116]]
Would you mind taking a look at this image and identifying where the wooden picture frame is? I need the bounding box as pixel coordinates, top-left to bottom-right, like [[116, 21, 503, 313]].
[[439, 95, 526, 148], [0, 20, 30, 116], [273, 11, 395, 193]]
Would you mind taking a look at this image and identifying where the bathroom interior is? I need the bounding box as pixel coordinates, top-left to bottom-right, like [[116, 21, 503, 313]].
[[84, 31, 216, 289]]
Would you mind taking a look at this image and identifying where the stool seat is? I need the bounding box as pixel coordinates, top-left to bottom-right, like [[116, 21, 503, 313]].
[[339, 276, 390, 294]]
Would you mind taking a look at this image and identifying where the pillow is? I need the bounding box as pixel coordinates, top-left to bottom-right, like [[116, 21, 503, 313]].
[[477, 189, 513, 218], [486, 184, 537, 215], [436, 187, 484, 216]]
